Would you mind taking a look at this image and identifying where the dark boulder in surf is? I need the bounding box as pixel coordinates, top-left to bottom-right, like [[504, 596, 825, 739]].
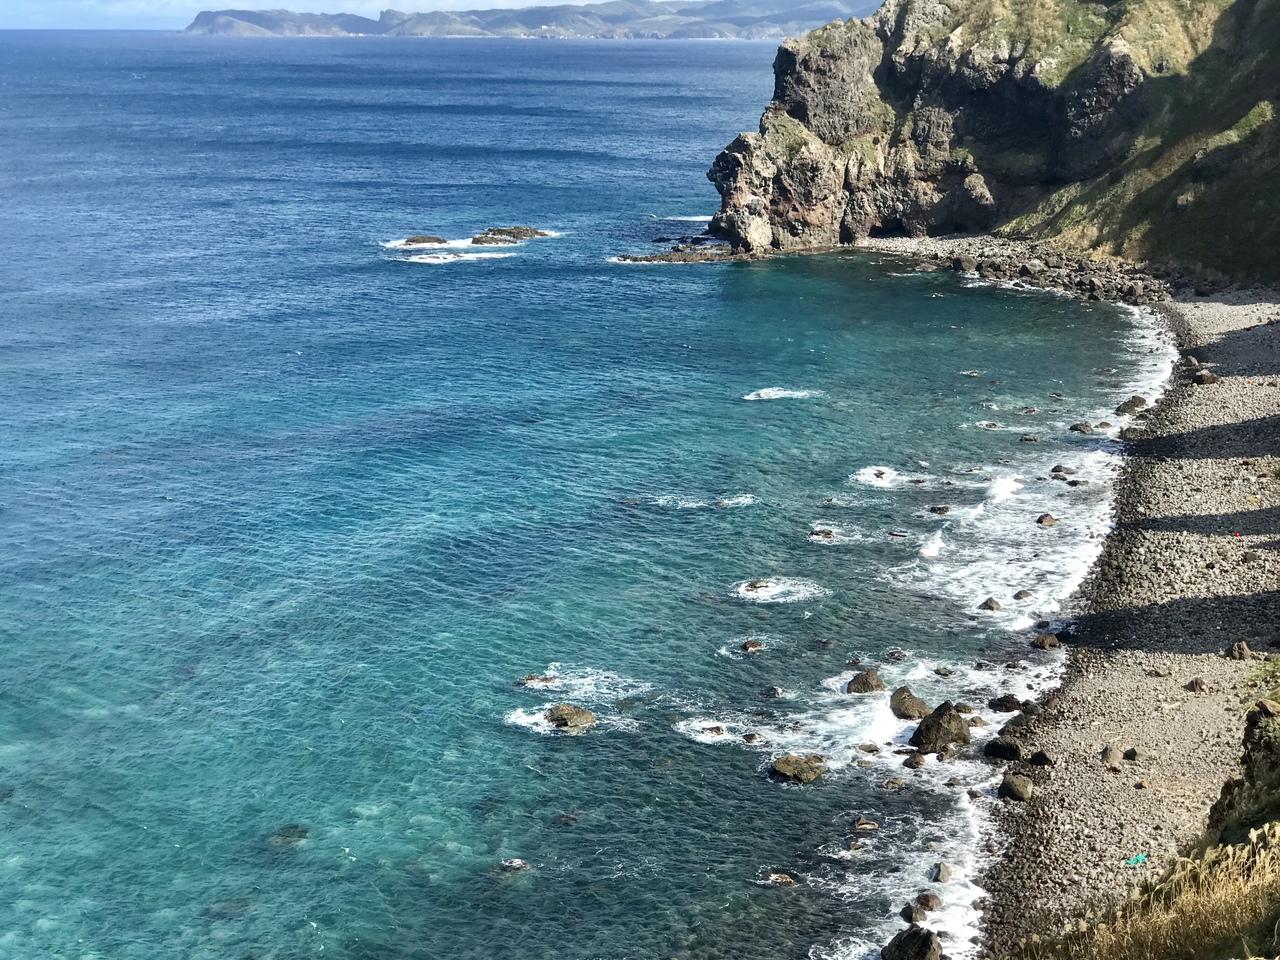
[[909, 702, 971, 755], [769, 753, 827, 784], [890, 686, 931, 720], [880, 924, 942, 960], [847, 669, 887, 694], [545, 703, 596, 731], [472, 226, 550, 245]]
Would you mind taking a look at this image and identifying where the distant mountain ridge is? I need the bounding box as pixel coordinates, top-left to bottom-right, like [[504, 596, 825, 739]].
[[184, 1, 880, 39]]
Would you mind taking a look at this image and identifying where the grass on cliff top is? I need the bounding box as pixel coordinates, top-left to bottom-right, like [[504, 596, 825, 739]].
[[869, 0, 1231, 86], [1004, 822, 1280, 960]]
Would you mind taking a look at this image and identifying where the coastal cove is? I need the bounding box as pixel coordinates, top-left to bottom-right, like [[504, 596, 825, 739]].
[[4, 28, 1272, 960]]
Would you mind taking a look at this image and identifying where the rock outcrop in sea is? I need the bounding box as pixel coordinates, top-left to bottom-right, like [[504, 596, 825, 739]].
[[707, 0, 1280, 281]]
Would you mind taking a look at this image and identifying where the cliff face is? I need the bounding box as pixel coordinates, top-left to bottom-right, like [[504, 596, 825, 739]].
[[1209, 700, 1280, 847], [709, 0, 1280, 279]]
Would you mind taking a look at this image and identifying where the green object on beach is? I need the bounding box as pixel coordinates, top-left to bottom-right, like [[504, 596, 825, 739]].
[[1124, 853, 1149, 868]]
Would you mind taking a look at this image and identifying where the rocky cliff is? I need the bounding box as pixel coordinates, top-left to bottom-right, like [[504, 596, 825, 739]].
[[709, 0, 1280, 280]]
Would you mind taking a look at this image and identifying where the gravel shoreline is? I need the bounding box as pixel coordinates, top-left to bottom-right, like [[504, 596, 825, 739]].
[[860, 236, 1280, 956]]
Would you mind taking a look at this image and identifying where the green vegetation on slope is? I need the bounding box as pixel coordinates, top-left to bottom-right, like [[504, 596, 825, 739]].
[[1003, 0, 1280, 279]]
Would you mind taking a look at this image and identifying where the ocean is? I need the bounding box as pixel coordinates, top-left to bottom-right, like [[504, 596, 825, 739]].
[[0, 32, 1174, 960]]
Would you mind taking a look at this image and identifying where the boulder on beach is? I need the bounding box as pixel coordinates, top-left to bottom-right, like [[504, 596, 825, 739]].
[[890, 686, 931, 720], [1193, 370, 1219, 385], [880, 924, 942, 960], [988, 693, 1023, 712], [1226, 641, 1257, 661], [1069, 421, 1094, 434], [978, 596, 1003, 612], [472, 226, 550, 245], [984, 736, 1023, 761], [999, 772, 1034, 802], [930, 862, 952, 883], [1036, 513, 1059, 527], [1115, 395, 1147, 415], [1031, 633, 1060, 650], [545, 703, 597, 731], [770, 753, 827, 784], [847, 669, 887, 694], [909, 702, 971, 754]]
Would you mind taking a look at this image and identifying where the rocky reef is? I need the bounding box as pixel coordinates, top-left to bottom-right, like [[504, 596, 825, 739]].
[[708, 0, 1280, 280]]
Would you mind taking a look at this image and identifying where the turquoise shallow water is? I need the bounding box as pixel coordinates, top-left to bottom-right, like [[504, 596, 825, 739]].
[[0, 33, 1174, 960]]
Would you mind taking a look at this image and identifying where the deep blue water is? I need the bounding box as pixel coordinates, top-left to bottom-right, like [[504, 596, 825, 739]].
[[0, 32, 1172, 960]]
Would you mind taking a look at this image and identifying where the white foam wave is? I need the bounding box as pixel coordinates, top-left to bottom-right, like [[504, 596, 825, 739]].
[[652, 493, 757, 510], [851, 465, 919, 489], [515, 664, 653, 704], [808, 523, 866, 545], [742, 387, 824, 401], [400, 252, 516, 264], [733, 578, 830, 604], [919, 531, 945, 558], [987, 475, 1023, 503], [504, 707, 638, 736], [653, 215, 713, 223]]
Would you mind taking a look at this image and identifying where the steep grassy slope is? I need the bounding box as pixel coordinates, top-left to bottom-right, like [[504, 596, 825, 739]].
[[1011, 0, 1280, 279]]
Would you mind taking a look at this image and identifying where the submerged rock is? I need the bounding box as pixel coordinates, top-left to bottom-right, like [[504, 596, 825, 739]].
[[770, 753, 827, 784], [517, 674, 556, 687], [500, 858, 531, 872], [270, 824, 309, 847]]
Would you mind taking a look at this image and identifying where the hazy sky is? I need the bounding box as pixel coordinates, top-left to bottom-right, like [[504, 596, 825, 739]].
[[0, 0, 538, 30]]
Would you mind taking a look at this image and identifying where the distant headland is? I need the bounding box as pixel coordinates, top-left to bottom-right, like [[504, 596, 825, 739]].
[[184, 1, 880, 39]]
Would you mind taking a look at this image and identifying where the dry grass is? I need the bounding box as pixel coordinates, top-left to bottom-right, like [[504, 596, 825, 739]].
[[1003, 822, 1280, 960]]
